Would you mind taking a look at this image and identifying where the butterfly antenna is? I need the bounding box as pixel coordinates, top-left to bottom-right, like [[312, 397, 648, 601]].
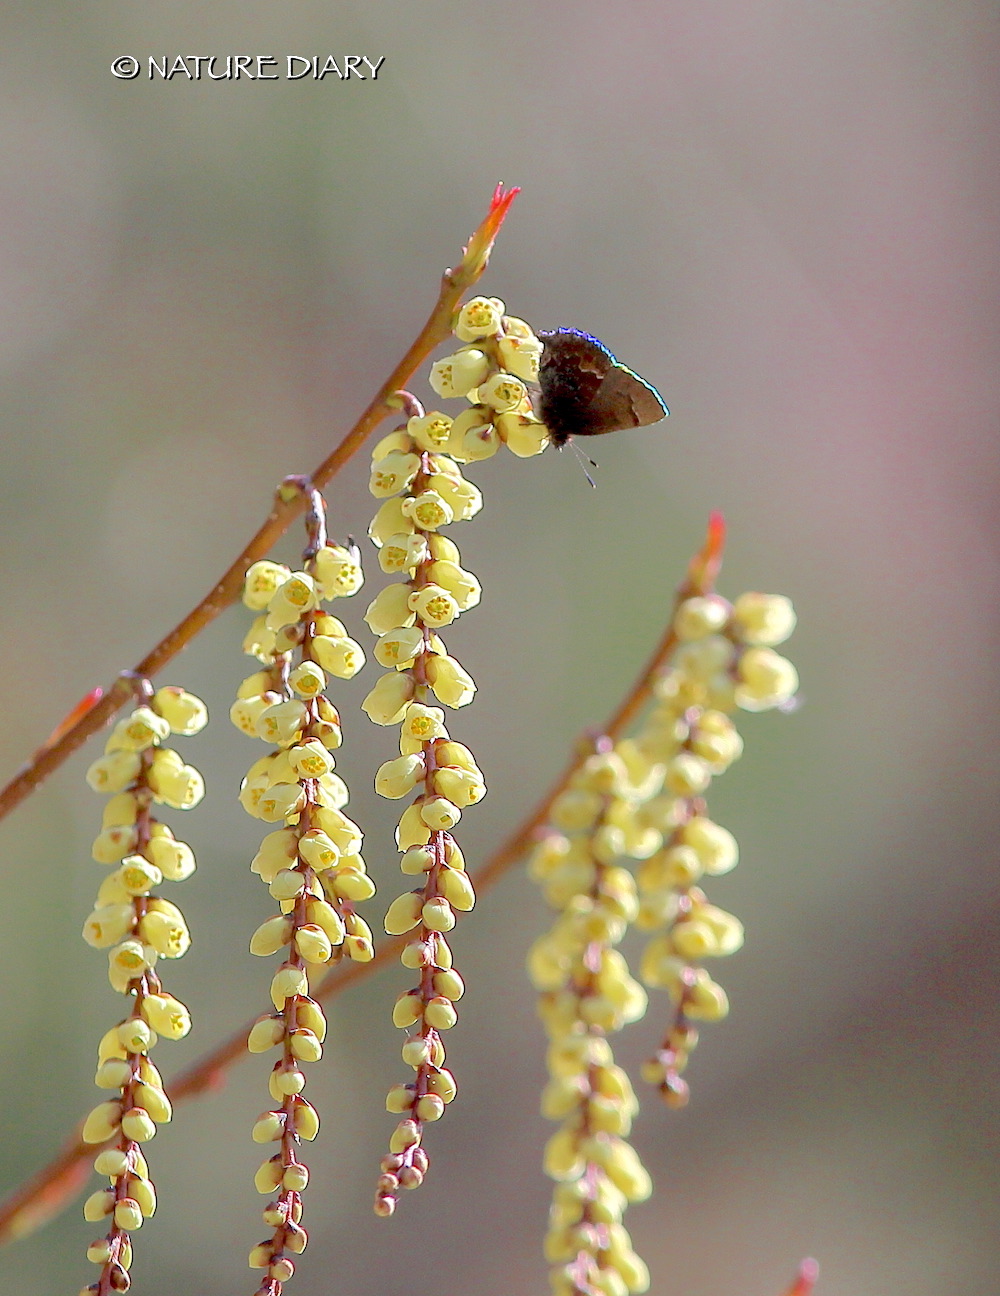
[[567, 439, 599, 488]]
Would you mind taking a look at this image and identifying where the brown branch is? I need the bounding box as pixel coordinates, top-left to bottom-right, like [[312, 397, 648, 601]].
[[0, 184, 520, 825], [0, 512, 725, 1247]]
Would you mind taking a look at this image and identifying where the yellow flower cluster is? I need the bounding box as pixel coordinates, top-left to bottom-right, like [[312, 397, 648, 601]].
[[233, 547, 375, 1296], [528, 585, 797, 1295], [79, 686, 207, 1296], [363, 402, 491, 1216], [415, 294, 550, 461], [528, 743, 656, 1296], [634, 591, 797, 1102]]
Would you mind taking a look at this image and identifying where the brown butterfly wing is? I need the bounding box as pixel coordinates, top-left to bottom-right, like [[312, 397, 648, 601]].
[[585, 363, 669, 434], [537, 328, 668, 445]]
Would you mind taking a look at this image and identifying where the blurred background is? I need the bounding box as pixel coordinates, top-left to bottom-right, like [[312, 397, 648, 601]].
[[1, 2, 998, 1294]]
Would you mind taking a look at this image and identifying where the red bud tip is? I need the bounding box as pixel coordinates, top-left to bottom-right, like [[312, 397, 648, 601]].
[[707, 509, 726, 557], [782, 1258, 819, 1296], [460, 185, 521, 278], [39, 687, 105, 753], [688, 511, 727, 594]]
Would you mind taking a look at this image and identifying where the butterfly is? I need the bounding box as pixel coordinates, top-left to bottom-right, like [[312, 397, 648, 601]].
[[537, 328, 669, 448]]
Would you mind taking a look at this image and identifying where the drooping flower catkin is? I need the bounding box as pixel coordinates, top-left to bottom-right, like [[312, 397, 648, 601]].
[[364, 297, 552, 1215], [80, 686, 206, 1295], [529, 531, 798, 1294], [635, 589, 797, 1102], [234, 513, 374, 1296]]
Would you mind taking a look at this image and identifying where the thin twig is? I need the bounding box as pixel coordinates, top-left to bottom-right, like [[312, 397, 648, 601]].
[[0, 513, 725, 1247], [0, 185, 520, 824]]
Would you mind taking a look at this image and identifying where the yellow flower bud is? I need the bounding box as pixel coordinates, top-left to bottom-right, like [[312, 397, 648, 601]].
[[375, 753, 426, 799], [401, 702, 447, 745], [370, 451, 421, 498], [395, 802, 431, 848], [86, 751, 142, 795], [496, 409, 549, 457], [82, 904, 135, 949], [118, 1018, 154, 1053], [270, 963, 308, 1009], [374, 625, 425, 668], [288, 1028, 323, 1062], [429, 347, 490, 398], [83, 1187, 116, 1221], [250, 913, 294, 956], [91, 823, 139, 865], [438, 867, 475, 912], [256, 782, 308, 823], [664, 752, 712, 798], [735, 647, 799, 710], [419, 796, 462, 830], [243, 560, 292, 610], [422, 897, 456, 933], [312, 543, 364, 598], [426, 560, 481, 610], [120, 1107, 157, 1142], [454, 296, 504, 342], [140, 993, 191, 1039], [288, 660, 325, 699], [256, 699, 308, 747], [425, 654, 476, 708], [361, 671, 414, 728], [294, 924, 334, 964], [732, 591, 796, 646], [427, 472, 482, 522], [297, 829, 339, 871], [384, 891, 424, 935], [369, 497, 415, 547], [106, 706, 171, 754], [248, 1015, 286, 1053], [139, 907, 191, 959], [479, 371, 527, 413], [497, 331, 543, 383], [400, 844, 435, 875], [312, 807, 363, 853], [432, 968, 465, 1001], [296, 997, 328, 1041], [82, 1100, 122, 1144], [364, 582, 416, 635], [378, 531, 429, 575], [371, 429, 415, 460], [151, 686, 208, 735], [147, 835, 196, 881], [681, 816, 738, 875], [388, 1118, 421, 1154], [305, 898, 346, 946], [673, 595, 731, 640], [116, 855, 163, 896], [401, 490, 453, 532], [433, 766, 486, 807], [133, 1081, 172, 1124], [407, 411, 453, 452], [407, 584, 459, 629]]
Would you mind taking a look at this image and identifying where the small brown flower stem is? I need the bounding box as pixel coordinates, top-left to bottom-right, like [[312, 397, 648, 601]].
[[0, 185, 520, 826], [0, 515, 723, 1246]]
